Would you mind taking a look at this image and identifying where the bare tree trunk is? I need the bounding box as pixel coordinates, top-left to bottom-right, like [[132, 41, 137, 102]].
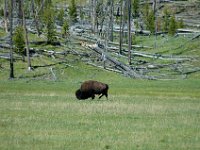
[[120, 0, 127, 53], [128, 0, 132, 65], [9, 0, 14, 79], [119, 0, 123, 54], [109, 0, 114, 41], [31, 0, 41, 36], [122, 0, 127, 43], [18, 0, 23, 25], [4, 0, 8, 32], [153, 0, 158, 48], [91, 0, 97, 33], [22, 0, 32, 70]]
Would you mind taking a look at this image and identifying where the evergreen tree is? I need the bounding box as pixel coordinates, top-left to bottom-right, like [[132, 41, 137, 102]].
[[143, 2, 149, 22], [43, 6, 56, 44], [13, 25, 25, 61], [143, 2, 155, 33], [162, 6, 170, 32], [177, 19, 184, 29], [132, 33, 136, 45], [148, 10, 155, 33], [69, 0, 77, 23], [62, 19, 69, 38], [57, 8, 65, 25], [162, 7, 171, 31], [0, 7, 3, 17], [132, 0, 139, 17], [168, 15, 177, 36]]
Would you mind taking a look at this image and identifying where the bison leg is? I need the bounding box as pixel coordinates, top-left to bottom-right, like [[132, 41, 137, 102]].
[[99, 94, 103, 99], [105, 93, 108, 99], [99, 93, 108, 99], [91, 94, 95, 99]]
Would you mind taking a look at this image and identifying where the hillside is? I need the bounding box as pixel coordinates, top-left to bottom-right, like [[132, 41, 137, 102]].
[[0, 0, 200, 81]]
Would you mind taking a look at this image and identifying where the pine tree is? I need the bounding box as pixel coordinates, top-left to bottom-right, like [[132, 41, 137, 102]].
[[132, 0, 139, 17], [177, 19, 184, 29], [162, 6, 170, 32], [69, 0, 77, 23], [57, 8, 65, 25], [43, 6, 56, 44], [147, 10, 155, 33], [62, 20, 69, 38], [13, 25, 25, 61], [3, 0, 8, 32], [143, 2, 155, 33], [168, 15, 177, 36]]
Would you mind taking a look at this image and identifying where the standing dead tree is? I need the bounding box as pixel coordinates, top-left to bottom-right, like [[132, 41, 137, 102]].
[[9, 0, 14, 79], [22, 0, 32, 70], [3, 0, 8, 32], [127, 0, 132, 65]]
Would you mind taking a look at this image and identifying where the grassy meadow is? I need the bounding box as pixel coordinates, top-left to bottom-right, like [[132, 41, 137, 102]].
[[0, 32, 200, 149], [0, 72, 200, 149], [0, 0, 200, 148], [0, 4, 200, 148]]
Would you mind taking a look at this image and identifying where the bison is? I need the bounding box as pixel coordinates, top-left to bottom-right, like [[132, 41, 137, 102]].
[[75, 80, 109, 100]]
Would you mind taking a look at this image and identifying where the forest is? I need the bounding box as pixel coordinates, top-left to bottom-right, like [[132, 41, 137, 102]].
[[0, 0, 199, 80]]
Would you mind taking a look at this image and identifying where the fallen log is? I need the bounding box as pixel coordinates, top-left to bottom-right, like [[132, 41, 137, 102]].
[[29, 47, 89, 58], [86, 44, 155, 79], [182, 68, 200, 75], [177, 29, 200, 33], [109, 41, 153, 49], [74, 32, 153, 50], [191, 34, 200, 40], [87, 62, 122, 73], [0, 44, 10, 49], [0, 54, 11, 59], [122, 49, 192, 61]]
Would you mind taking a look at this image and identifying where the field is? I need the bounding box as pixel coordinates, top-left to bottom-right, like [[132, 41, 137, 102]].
[[0, 0, 200, 148], [0, 75, 200, 149], [0, 29, 200, 150]]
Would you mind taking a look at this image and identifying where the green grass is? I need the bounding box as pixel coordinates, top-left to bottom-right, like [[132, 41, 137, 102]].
[[0, 5, 200, 148], [0, 78, 200, 150], [0, 32, 200, 149]]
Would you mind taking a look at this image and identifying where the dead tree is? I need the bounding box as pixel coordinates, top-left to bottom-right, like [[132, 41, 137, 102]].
[[9, 0, 14, 79], [31, 0, 41, 36], [119, 0, 127, 54], [19, 0, 23, 25], [29, 0, 46, 36], [108, 0, 114, 41], [4, 0, 8, 32], [119, 0, 123, 54], [22, 0, 32, 70], [153, 0, 158, 48], [91, 0, 97, 33], [128, 0, 132, 65]]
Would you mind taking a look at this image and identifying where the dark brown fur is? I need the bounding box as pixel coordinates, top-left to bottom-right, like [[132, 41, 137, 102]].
[[75, 80, 109, 100]]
